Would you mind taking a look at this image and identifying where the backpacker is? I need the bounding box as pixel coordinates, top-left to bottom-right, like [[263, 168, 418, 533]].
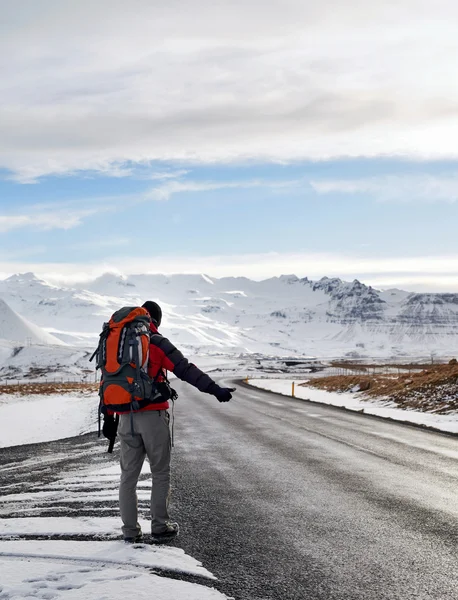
[[90, 306, 162, 414]]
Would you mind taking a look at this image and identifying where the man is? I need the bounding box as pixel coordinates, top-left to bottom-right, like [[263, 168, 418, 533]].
[[102, 300, 235, 544]]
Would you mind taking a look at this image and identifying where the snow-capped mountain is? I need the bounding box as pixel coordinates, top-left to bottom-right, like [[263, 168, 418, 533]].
[[0, 272, 458, 360], [0, 296, 64, 346]]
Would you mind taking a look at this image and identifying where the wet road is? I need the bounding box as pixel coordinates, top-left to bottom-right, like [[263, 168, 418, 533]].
[[1, 380, 458, 599], [172, 379, 458, 600]]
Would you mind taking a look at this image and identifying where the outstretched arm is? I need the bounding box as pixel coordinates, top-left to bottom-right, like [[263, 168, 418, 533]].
[[150, 333, 234, 401]]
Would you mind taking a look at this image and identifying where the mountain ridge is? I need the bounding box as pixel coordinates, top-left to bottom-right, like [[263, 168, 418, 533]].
[[0, 271, 457, 359]]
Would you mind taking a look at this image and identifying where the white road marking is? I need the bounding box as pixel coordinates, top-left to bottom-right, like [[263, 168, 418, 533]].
[[266, 400, 285, 407]]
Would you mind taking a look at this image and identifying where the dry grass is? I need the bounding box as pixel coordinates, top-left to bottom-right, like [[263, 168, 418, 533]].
[[0, 382, 98, 396], [329, 361, 433, 371], [302, 361, 458, 413]]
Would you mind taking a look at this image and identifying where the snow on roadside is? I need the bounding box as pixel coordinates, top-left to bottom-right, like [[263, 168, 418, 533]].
[[248, 379, 458, 434], [0, 539, 215, 579], [0, 392, 98, 448], [0, 553, 226, 599], [0, 517, 136, 538], [0, 452, 229, 599]]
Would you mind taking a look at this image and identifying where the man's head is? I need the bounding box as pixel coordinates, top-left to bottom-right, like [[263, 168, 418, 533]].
[[142, 301, 162, 327]]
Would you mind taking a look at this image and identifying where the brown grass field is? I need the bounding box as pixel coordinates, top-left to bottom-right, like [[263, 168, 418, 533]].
[[0, 382, 98, 396], [301, 361, 458, 413]]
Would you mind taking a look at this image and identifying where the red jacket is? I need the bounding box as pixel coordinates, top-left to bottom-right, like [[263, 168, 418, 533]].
[[139, 322, 218, 412], [142, 323, 172, 411]]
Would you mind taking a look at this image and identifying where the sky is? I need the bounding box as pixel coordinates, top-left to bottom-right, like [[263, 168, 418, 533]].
[[1, 0, 458, 291]]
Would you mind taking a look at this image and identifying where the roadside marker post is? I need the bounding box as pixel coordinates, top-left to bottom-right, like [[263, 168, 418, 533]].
[[292, 382, 295, 397]]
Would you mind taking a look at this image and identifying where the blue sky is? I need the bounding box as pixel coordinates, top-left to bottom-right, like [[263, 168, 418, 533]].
[[1, 1, 458, 290]]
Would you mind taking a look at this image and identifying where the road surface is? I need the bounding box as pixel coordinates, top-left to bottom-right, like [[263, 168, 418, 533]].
[[1, 380, 458, 599]]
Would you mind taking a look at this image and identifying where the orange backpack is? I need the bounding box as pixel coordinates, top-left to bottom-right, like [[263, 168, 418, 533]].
[[90, 306, 162, 414]]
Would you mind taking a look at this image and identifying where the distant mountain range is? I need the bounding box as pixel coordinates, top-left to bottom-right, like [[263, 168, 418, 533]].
[[0, 271, 457, 360]]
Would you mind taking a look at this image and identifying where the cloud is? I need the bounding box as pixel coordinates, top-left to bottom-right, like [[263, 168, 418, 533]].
[[0, 174, 298, 233], [0, 202, 111, 232], [146, 170, 190, 181], [146, 178, 300, 201], [1, 251, 458, 292], [2, 1, 458, 180], [311, 174, 458, 202], [0, 209, 93, 232]]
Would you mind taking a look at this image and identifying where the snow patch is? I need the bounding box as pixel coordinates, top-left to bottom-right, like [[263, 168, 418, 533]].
[[0, 392, 98, 448], [0, 560, 226, 600]]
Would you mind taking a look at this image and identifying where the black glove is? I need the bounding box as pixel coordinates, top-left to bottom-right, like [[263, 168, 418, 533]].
[[102, 415, 118, 440], [209, 384, 236, 403]]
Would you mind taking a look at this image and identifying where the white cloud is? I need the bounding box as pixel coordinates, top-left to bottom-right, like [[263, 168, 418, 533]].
[[311, 174, 458, 202], [0, 201, 114, 232], [146, 170, 190, 181], [0, 174, 297, 233], [1, 251, 458, 292], [146, 178, 299, 201], [2, 1, 458, 180], [0, 208, 97, 232]]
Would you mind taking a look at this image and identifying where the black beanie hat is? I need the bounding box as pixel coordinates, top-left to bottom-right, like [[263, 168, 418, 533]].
[[142, 301, 162, 327]]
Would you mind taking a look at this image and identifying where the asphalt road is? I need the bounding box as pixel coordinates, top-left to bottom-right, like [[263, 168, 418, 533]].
[[171, 379, 458, 600], [1, 380, 458, 599]]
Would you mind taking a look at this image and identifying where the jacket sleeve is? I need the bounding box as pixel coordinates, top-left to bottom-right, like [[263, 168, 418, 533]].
[[150, 333, 217, 393]]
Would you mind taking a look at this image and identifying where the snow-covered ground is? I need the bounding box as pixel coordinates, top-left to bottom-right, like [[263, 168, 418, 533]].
[[0, 391, 98, 448], [0, 557, 225, 600], [0, 353, 243, 449], [0, 377, 233, 598], [0, 457, 228, 599], [248, 379, 458, 434], [0, 341, 95, 382]]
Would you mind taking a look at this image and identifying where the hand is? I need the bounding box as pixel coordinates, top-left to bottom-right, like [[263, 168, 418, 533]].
[[102, 415, 118, 439], [214, 387, 236, 403]]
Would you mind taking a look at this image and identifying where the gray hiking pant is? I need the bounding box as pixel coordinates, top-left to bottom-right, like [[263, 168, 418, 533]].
[[118, 409, 171, 537]]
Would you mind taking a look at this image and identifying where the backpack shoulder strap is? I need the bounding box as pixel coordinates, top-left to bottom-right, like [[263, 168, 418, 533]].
[[154, 368, 168, 383]]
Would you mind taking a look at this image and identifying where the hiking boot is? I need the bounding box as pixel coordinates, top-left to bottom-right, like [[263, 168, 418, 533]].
[[124, 533, 144, 544], [151, 522, 179, 544]]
